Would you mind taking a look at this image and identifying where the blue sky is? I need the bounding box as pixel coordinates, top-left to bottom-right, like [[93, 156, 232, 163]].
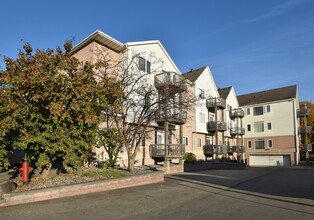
[[0, 0, 313, 101]]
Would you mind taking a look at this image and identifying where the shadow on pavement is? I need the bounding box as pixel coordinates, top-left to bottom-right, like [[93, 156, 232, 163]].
[[169, 167, 314, 201]]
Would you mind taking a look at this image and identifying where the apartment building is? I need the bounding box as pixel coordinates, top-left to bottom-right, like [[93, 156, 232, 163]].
[[218, 87, 245, 161], [71, 30, 186, 166], [182, 66, 226, 159], [237, 85, 300, 166], [71, 30, 303, 168]]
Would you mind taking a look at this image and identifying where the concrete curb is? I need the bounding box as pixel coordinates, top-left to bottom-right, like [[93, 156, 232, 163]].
[[0, 171, 164, 207]]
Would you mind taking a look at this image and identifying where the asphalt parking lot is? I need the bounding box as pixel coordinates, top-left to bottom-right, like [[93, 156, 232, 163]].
[[0, 167, 313, 220]]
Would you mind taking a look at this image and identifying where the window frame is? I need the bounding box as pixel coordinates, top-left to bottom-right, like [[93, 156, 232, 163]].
[[255, 139, 265, 150], [138, 56, 151, 74], [247, 140, 252, 149], [184, 136, 189, 147], [197, 138, 202, 148], [267, 122, 272, 130], [266, 105, 271, 113], [199, 113, 205, 123], [253, 106, 264, 116], [254, 121, 264, 132], [205, 135, 211, 145], [268, 139, 273, 148], [198, 88, 205, 99]]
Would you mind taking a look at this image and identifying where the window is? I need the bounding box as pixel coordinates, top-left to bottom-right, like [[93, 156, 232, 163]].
[[199, 113, 205, 123], [246, 108, 250, 115], [267, 122, 272, 130], [266, 105, 271, 113], [156, 130, 164, 144], [138, 57, 151, 74], [146, 60, 151, 74], [255, 139, 265, 150], [197, 138, 202, 148], [139, 57, 145, 71], [198, 88, 205, 99], [136, 134, 146, 147], [205, 135, 211, 145], [268, 139, 273, 148], [247, 140, 252, 149], [254, 121, 264, 132], [247, 124, 251, 132], [254, 106, 264, 115], [184, 137, 189, 146]]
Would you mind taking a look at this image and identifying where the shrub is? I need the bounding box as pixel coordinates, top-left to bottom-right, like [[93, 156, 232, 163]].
[[184, 152, 197, 164]]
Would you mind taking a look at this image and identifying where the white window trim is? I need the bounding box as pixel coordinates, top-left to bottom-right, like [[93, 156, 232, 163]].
[[267, 122, 272, 130], [254, 138, 265, 150], [247, 140, 252, 149], [184, 136, 189, 147], [197, 138, 202, 148], [267, 139, 273, 148]]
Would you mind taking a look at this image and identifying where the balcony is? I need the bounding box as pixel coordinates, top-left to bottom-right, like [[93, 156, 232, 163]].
[[229, 108, 244, 118], [155, 107, 187, 125], [149, 144, 185, 162], [228, 146, 244, 153], [207, 121, 227, 133], [298, 126, 312, 134], [299, 144, 312, 152], [297, 109, 310, 117], [230, 127, 245, 136], [206, 97, 226, 111], [203, 145, 228, 157], [154, 71, 186, 92]]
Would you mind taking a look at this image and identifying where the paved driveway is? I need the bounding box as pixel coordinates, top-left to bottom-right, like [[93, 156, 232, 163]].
[[0, 167, 313, 220]]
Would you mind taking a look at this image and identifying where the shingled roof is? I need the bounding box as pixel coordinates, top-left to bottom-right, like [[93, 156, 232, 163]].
[[237, 85, 297, 106], [182, 66, 207, 82], [218, 86, 232, 99]]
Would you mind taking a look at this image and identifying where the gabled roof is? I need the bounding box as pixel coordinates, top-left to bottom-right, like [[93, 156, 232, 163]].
[[218, 86, 232, 99], [126, 40, 181, 73], [181, 66, 207, 82], [237, 85, 297, 106], [71, 30, 127, 55]]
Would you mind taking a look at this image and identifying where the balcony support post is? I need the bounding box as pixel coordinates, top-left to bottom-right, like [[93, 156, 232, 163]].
[[164, 121, 169, 160]]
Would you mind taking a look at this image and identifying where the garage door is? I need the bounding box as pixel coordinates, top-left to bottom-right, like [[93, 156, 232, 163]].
[[249, 155, 291, 167]]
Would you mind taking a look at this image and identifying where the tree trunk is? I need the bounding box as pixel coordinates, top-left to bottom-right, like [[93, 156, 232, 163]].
[[127, 147, 135, 172], [41, 163, 52, 179]]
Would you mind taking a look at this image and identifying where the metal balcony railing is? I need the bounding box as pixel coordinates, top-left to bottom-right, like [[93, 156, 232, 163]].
[[207, 121, 227, 133], [149, 144, 185, 160], [297, 109, 310, 117], [298, 126, 312, 134], [203, 145, 228, 156], [155, 108, 187, 125], [228, 146, 244, 153], [154, 72, 186, 92], [229, 108, 244, 118], [230, 127, 245, 136], [299, 144, 312, 151], [206, 97, 226, 111]]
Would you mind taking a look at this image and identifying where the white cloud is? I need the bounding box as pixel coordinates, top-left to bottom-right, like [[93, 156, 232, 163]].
[[250, 0, 308, 22]]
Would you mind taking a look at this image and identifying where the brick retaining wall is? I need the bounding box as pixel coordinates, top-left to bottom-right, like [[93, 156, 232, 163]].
[[0, 171, 164, 207]]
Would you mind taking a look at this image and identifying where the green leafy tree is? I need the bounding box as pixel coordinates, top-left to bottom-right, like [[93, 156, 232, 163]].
[[0, 42, 122, 177], [300, 101, 314, 145], [97, 128, 124, 167]]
